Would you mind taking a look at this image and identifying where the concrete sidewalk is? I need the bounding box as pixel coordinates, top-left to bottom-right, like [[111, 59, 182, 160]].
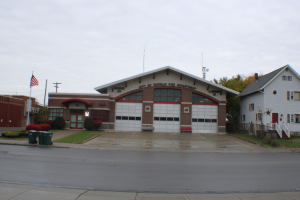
[[0, 130, 299, 153], [1, 182, 299, 200]]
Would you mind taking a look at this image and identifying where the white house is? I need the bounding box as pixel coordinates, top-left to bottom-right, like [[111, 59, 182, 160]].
[[239, 64, 300, 138]]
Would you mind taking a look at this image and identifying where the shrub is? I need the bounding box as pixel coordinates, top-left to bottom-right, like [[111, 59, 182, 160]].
[[84, 117, 94, 130], [54, 117, 65, 129], [26, 124, 42, 131], [39, 124, 51, 131], [262, 134, 279, 147], [5, 132, 20, 138], [93, 120, 102, 130], [41, 120, 54, 128], [19, 129, 28, 137]]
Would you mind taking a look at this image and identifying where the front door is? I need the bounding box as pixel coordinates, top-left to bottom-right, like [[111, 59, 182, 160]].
[[272, 113, 278, 124], [70, 114, 83, 129]]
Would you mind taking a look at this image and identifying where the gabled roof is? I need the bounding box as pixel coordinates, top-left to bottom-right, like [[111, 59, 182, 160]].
[[239, 64, 300, 97], [94, 66, 240, 95]]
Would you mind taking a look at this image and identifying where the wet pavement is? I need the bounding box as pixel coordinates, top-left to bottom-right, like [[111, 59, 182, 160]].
[[0, 129, 299, 153], [83, 130, 295, 153]]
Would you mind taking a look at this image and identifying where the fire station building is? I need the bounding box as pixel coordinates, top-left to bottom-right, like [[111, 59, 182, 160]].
[[48, 66, 239, 133]]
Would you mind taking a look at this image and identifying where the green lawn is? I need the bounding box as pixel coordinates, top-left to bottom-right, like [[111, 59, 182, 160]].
[[54, 131, 102, 144], [231, 133, 274, 148], [275, 138, 300, 148]]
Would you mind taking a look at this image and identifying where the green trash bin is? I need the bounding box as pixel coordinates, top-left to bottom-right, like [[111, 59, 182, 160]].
[[38, 131, 52, 145], [28, 130, 38, 144], [43, 132, 53, 146]]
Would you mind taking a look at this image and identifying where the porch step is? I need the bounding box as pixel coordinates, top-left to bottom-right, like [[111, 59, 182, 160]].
[[281, 130, 289, 140]]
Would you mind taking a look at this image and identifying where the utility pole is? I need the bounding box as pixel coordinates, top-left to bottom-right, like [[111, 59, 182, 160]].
[[53, 82, 61, 93]]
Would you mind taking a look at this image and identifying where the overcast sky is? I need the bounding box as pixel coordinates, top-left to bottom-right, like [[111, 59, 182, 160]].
[[1, 0, 299, 104]]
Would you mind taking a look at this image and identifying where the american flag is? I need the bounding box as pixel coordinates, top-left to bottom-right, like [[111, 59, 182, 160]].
[[30, 75, 39, 87]]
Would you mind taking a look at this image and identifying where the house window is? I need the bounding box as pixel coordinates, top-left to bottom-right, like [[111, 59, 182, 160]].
[[290, 91, 294, 100], [117, 92, 143, 101], [256, 113, 262, 121], [295, 114, 300, 123], [291, 114, 294, 123], [243, 115, 245, 122], [91, 110, 109, 122], [282, 76, 287, 81], [49, 108, 63, 120], [241, 115, 245, 122], [154, 89, 181, 102], [249, 103, 254, 111], [294, 92, 300, 100], [192, 93, 216, 104], [288, 76, 292, 81]]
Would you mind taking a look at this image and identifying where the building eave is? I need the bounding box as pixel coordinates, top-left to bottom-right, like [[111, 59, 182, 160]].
[[94, 66, 240, 95]]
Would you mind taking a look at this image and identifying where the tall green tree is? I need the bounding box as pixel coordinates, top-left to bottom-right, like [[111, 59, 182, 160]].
[[213, 73, 259, 123], [34, 101, 48, 124]]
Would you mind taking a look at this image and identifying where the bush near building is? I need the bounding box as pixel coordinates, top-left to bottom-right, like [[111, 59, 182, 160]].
[[84, 117, 94, 130], [1, 130, 28, 138], [54, 117, 65, 129], [93, 120, 102, 130]]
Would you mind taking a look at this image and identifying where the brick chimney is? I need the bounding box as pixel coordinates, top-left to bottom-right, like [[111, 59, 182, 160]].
[[255, 73, 258, 80]]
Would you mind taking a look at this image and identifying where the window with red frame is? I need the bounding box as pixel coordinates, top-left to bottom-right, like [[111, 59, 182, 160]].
[[154, 89, 181, 102], [49, 108, 63, 120], [117, 92, 143, 101], [91, 110, 109, 122], [192, 93, 216, 104]]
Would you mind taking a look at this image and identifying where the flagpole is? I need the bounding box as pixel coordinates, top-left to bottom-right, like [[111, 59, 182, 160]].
[[27, 71, 33, 125]]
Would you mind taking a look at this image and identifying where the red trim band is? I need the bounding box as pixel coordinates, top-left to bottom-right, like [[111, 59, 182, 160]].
[[192, 103, 218, 105], [154, 101, 181, 104], [61, 98, 92, 105], [116, 100, 143, 103]]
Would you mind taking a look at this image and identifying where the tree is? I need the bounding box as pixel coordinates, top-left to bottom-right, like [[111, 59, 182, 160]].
[[33, 101, 48, 124], [213, 73, 261, 123]]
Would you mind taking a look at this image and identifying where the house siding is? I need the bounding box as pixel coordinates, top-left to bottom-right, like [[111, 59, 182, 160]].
[[240, 92, 264, 124], [264, 69, 300, 132]]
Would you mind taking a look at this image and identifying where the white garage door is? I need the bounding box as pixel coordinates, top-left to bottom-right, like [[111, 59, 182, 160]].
[[192, 105, 218, 133], [153, 104, 180, 133], [115, 102, 142, 131]]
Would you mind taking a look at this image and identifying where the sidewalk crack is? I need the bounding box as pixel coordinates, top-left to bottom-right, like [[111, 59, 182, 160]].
[[8, 188, 31, 200], [134, 192, 138, 200], [185, 194, 191, 200], [75, 189, 89, 200]]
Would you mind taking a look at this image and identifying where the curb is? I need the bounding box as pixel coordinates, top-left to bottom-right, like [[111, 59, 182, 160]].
[[82, 130, 106, 144], [228, 134, 270, 148]]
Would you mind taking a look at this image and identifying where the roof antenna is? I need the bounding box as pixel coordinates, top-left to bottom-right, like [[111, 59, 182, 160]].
[[202, 52, 209, 79], [143, 45, 145, 72]]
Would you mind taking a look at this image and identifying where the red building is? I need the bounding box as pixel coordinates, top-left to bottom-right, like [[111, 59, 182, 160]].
[[48, 66, 239, 133], [0, 95, 35, 127]]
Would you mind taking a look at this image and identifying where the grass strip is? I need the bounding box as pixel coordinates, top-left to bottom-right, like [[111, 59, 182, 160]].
[[275, 139, 300, 148], [231, 133, 274, 148], [54, 131, 102, 144]]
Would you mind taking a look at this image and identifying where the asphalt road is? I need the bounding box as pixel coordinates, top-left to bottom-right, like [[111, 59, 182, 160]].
[[0, 144, 299, 193]]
